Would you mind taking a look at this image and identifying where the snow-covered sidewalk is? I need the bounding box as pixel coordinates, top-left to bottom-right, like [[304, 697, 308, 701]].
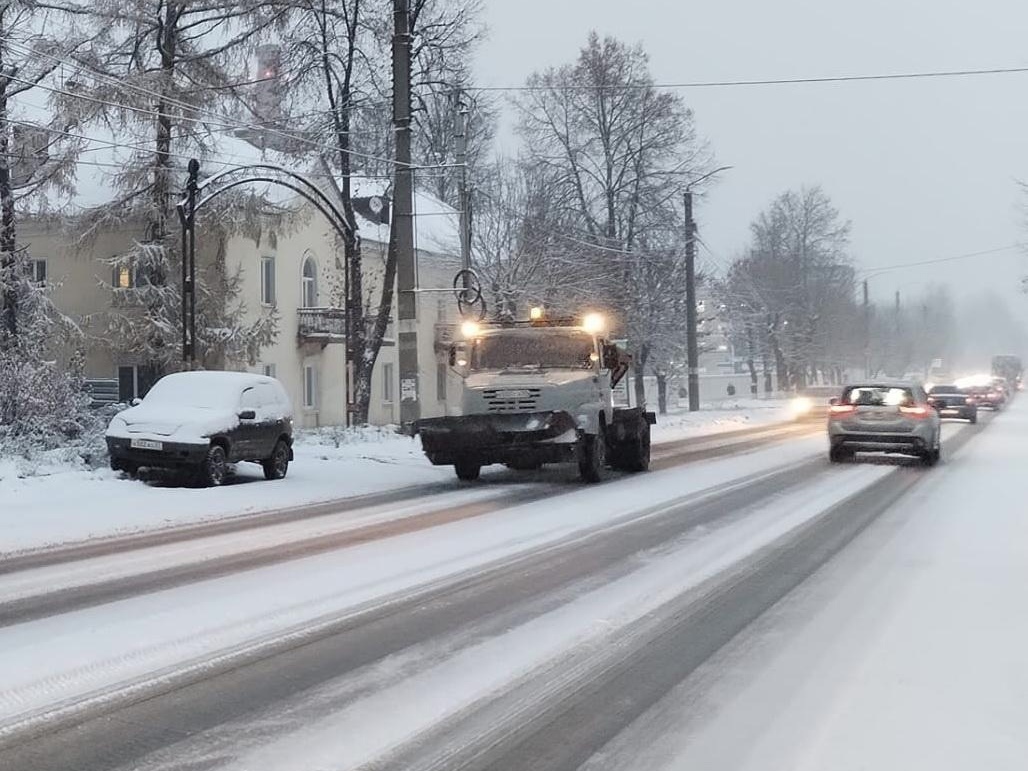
[[582, 403, 1028, 771], [0, 401, 791, 554]]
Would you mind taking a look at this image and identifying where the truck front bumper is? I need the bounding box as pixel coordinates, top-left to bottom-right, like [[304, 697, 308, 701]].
[[416, 411, 580, 466]]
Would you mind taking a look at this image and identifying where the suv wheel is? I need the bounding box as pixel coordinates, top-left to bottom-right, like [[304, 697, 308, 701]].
[[262, 439, 290, 480], [578, 429, 608, 483], [921, 447, 941, 467], [199, 444, 228, 487], [110, 458, 139, 476]]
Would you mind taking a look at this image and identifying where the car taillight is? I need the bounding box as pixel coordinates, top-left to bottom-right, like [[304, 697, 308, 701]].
[[900, 405, 930, 418], [828, 404, 856, 417], [965, 397, 975, 405]]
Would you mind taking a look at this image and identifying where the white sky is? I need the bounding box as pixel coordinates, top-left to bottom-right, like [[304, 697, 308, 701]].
[[474, 0, 1028, 320]]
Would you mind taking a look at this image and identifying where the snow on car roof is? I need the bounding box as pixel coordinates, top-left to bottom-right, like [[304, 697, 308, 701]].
[[145, 371, 279, 410]]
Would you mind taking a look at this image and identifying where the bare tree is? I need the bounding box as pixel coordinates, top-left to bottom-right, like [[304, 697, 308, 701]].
[[513, 33, 712, 403], [725, 186, 856, 390]]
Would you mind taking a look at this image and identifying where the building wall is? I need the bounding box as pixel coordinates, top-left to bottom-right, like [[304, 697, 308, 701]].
[[21, 221, 140, 386]]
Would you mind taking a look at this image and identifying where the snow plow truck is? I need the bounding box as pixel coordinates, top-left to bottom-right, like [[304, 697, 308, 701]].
[[415, 309, 655, 483]]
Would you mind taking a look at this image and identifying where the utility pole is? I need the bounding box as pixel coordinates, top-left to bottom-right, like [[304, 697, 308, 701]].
[[178, 159, 199, 369], [863, 279, 870, 378], [453, 90, 471, 280], [684, 190, 700, 412], [392, 0, 419, 427]]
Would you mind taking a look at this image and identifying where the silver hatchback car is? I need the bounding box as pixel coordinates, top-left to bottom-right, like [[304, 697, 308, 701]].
[[827, 382, 941, 466]]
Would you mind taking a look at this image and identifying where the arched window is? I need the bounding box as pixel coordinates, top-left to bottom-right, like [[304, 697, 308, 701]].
[[301, 255, 318, 308]]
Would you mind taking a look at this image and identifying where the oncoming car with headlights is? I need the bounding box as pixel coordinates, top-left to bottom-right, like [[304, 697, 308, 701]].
[[790, 385, 841, 421]]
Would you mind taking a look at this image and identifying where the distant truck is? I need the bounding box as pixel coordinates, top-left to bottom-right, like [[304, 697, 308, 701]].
[[991, 354, 1023, 390], [416, 309, 656, 483]]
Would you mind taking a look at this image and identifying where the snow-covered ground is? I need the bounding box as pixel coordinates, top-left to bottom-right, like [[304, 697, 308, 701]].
[[0, 402, 792, 554], [580, 405, 1028, 771], [652, 398, 791, 444], [0, 434, 840, 739]]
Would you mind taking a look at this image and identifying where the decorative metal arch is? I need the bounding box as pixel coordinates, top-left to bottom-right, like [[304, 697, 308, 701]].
[[175, 159, 356, 369]]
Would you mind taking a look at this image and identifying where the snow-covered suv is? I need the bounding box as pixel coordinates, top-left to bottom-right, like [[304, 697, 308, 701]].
[[106, 371, 294, 486]]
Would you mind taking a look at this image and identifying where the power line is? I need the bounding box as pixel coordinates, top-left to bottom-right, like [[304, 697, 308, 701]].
[[475, 65, 1028, 92], [0, 40, 411, 172], [860, 244, 1023, 277]]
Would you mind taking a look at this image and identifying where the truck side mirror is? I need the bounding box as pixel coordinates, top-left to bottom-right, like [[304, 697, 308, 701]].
[[601, 343, 620, 370]]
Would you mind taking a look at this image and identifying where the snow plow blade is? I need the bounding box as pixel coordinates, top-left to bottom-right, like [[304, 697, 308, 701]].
[[416, 411, 579, 466]]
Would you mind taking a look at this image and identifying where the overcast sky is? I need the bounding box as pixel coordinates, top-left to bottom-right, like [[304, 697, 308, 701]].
[[473, 0, 1028, 322]]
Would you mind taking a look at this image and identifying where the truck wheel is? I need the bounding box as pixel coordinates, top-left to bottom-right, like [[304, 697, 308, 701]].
[[578, 430, 608, 483], [455, 460, 481, 481], [622, 424, 651, 473]]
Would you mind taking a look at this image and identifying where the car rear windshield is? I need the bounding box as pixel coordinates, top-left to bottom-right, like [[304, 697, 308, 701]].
[[841, 386, 915, 407]]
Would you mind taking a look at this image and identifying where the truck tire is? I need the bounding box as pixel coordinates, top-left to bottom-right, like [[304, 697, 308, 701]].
[[578, 430, 608, 483], [455, 460, 481, 481], [615, 423, 651, 473]]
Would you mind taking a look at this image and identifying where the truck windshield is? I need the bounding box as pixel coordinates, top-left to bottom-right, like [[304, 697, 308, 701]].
[[471, 329, 596, 371]]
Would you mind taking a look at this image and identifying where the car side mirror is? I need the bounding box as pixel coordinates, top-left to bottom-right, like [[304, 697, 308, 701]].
[[238, 410, 256, 420], [131, 397, 142, 407], [828, 397, 838, 406]]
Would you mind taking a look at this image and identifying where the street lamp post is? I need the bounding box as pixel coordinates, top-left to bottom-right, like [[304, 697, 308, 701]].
[[684, 165, 732, 412]]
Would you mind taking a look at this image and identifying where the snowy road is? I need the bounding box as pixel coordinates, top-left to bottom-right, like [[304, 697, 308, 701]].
[[0, 410, 1004, 770]]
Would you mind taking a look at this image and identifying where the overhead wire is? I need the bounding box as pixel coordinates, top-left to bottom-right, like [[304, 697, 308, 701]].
[[474, 65, 1028, 92]]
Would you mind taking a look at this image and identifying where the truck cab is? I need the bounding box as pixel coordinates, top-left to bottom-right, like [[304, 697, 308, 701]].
[[416, 310, 655, 482]]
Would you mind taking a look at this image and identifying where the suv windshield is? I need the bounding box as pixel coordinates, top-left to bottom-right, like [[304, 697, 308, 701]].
[[143, 375, 242, 411], [929, 385, 964, 394], [841, 386, 914, 407], [471, 329, 596, 371]]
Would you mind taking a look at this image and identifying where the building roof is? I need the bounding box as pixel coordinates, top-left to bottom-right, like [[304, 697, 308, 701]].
[[66, 130, 460, 259]]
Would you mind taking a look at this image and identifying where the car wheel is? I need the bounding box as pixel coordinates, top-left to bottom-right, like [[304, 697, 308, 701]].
[[455, 459, 481, 481], [110, 458, 139, 476], [829, 446, 852, 463], [969, 413, 978, 425], [921, 447, 940, 467], [262, 439, 290, 480], [199, 444, 228, 487], [578, 429, 608, 483]]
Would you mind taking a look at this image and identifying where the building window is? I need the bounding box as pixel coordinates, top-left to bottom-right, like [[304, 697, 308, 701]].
[[383, 363, 394, 403], [303, 365, 317, 408], [262, 363, 276, 378], [260, 255, 276, 306], [437, 362, 447, 402], [301, 256, 318, 308], [31, 259, 47, 285], [113, 264, 134, 289]]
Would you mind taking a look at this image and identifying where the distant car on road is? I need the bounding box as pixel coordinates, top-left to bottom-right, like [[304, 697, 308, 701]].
[[106, 371, 294, 487], [927, 384, 977, 424], [827, 381, 941, 466], [790, 385, 842, 422]]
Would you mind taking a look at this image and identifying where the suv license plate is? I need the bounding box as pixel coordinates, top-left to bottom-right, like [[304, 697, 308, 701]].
[[130, 439, 163, 451]]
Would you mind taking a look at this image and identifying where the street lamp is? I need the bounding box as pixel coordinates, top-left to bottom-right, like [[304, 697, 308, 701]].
[[684, 165, 733, 412]]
